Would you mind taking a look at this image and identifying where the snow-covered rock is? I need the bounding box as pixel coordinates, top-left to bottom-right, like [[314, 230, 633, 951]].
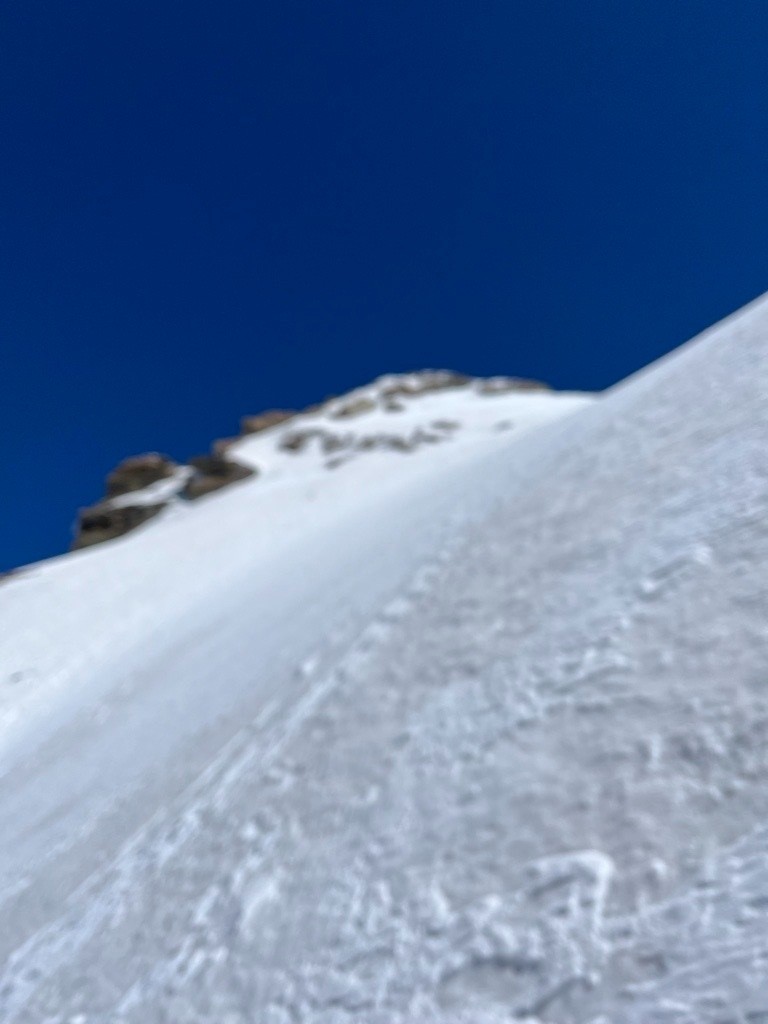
[[68, 371, 567, 551]]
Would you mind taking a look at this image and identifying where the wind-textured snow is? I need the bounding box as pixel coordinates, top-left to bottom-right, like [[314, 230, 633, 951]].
[[0, 297, 767, 1024]]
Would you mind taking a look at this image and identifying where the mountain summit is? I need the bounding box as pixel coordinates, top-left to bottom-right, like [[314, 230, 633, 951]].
[[68, 370, 562, 550], [1, 298, 767, 1023]]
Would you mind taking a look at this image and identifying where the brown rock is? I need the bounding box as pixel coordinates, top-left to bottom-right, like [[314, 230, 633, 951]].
[[380, 371, 471, 401], [72, 502, 167, 550], [329, 397, 376, 419], [322, 433, 350, 454], [279, 429, 321, 453], [211, 437, 239, 456], [182, 455, 256, 500], [279, 429, 353, 454], [240, 410, 295, 435], [388, 436, 416, 452], [105, 453, 178, 498]]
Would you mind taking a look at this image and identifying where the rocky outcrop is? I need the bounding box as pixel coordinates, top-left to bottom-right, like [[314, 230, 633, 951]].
[[379, 370, 471, 400], [329, 397, 377, 419], [105, 453, 178, 497], [212, 409, 297, 454], [182, 454, 257, 500], [72, 451, 181, 551], [73, 502, 167, 551], [279, 428, 334, 453], [280, 423, 452, 464], [240, 410, 295, 435], [67, 369, 558, 554], [72, 449, 256, 550]]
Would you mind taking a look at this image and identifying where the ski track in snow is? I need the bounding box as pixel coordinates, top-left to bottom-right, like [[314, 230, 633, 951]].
[[1, 298, 768, 1021]]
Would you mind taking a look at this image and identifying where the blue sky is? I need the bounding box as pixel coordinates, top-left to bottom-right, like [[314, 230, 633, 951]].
[[2, 1, 768, 571]]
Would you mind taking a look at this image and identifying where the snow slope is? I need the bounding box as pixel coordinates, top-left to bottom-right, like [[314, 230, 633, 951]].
[[1, 296, 767, 1023]]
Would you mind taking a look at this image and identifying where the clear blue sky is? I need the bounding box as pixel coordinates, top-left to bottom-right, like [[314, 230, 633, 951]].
[[2, 1, 768, 571]]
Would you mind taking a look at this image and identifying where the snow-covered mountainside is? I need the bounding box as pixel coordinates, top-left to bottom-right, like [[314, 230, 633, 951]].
[[1, 296, 767, 1023]]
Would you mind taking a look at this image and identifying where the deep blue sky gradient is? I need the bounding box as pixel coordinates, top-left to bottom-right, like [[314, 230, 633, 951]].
[[2, 1, 768, 570]]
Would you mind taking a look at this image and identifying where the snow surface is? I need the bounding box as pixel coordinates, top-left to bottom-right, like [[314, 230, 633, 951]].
[[0, 298, 767, 1023]]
